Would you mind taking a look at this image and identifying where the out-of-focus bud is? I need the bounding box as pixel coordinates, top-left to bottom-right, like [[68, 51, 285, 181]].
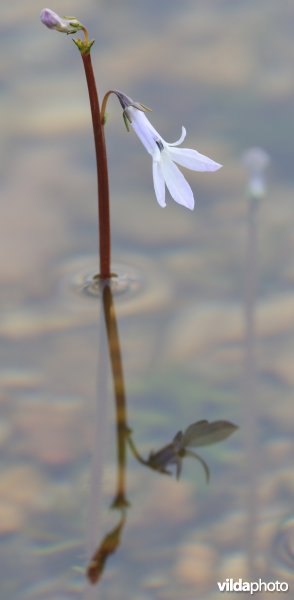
[[242, 147, 270, 199]]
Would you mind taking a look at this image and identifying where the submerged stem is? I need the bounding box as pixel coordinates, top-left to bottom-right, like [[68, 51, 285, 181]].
[[80, 52, 111, 279]]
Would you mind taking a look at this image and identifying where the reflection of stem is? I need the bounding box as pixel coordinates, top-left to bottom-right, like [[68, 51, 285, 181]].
[[127, 434, 149, 467], [244, 196, 259, 579], [102, 284, 129, 508], [86, 284, 129, 585], [87, 511, 126, 584], [80, 53, 111, 279]]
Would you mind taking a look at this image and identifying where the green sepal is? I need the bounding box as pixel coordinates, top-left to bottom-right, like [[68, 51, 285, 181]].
[[61, 16, 86, 35], [123, 111, 131, 132], [73, 38, 95, 55]]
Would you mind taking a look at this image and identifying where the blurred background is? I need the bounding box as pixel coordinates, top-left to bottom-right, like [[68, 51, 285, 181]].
[[0, 1, 293, 598]]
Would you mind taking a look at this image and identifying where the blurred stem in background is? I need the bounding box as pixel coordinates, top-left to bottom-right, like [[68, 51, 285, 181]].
[[242, 147, 270, 579]]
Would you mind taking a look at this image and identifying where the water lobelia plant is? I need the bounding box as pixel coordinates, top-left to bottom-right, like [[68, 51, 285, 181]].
[[40, 8, 222, 279]]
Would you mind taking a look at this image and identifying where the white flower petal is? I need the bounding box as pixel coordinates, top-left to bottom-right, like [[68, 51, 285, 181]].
[[152, 160, 166, 207], [167, 126, 187, 147], [127, 107, 160, 156], [168, 147, 222, 172], [160, 153, 195, 210], [123, 104, 221, 209]]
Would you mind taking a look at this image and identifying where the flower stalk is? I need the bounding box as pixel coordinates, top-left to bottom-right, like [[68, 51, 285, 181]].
[[41, 9, 223, 274], [40, 8, 111, 279], [79, 49, 111, 279]]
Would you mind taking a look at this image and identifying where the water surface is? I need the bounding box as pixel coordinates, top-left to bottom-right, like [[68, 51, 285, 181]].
[[1, 1, 293, 598]]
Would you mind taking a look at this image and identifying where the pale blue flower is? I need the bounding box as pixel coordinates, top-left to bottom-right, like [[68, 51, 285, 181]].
[[125, 106, 222, 210]]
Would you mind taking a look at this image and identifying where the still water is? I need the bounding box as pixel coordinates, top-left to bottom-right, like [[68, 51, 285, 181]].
[[1, 1, 293, 598]]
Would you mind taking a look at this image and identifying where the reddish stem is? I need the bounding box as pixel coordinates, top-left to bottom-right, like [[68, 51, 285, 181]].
[[81, 52, 111, 279]]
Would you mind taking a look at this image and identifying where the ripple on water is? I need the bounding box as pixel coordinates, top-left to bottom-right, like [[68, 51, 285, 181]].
[[61, 254, 173, 317], [79, 264, 141, 300], [21, 575, 83, 599], [271, 516, 294, 576]]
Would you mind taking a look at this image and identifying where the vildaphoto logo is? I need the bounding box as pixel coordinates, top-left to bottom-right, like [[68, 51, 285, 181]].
[[217, 578, 289, 594]]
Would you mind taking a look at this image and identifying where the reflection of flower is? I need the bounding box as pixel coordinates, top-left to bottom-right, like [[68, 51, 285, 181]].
[[40, 8, 83, 34], [128, 419, 238, 481], [125, 105, 222, 210]]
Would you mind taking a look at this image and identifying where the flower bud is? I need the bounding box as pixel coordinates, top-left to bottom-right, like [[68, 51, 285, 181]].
[[242, 147, 270, 199], [40, 8, 83, 34]]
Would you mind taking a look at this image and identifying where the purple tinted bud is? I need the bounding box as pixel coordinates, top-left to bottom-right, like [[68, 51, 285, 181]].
[[40, 8, 63, 29], [40, 8, 82, 34]]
